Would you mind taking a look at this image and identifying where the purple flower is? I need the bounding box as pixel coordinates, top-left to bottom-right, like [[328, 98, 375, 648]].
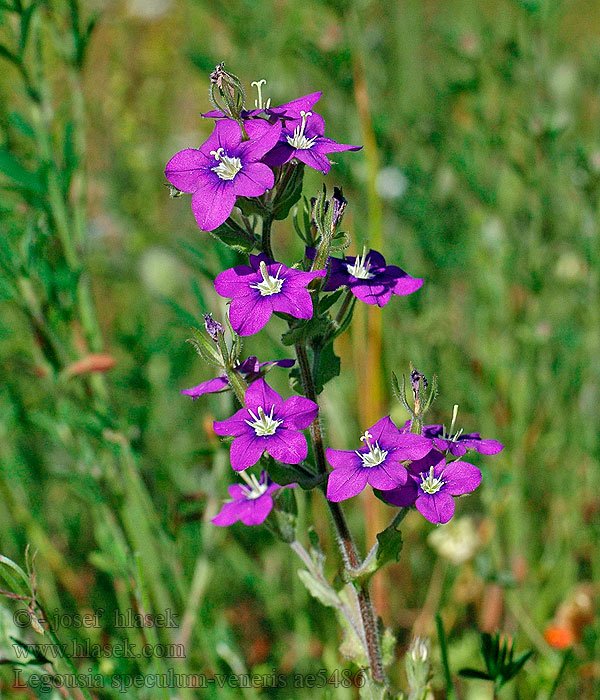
[[263, 109, 361, 174], [213, 378, 318, 471], [325, 416, 433, 502], [307, 247, 423, 307], [164, 119, 281, 231], [214, 253, 326, 336], [212, 470, 289, 526], [422, 425, 504, 457], [380, 456, 482, 525], [182, 356, 295, 399]]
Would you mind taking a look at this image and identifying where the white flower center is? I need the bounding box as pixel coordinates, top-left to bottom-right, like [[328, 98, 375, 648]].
[[245, 405, 282, 437], [286, 110, 317, 150], [420, 466, 445, 495], [239, 470, 269, 500], [346, 247, 374, 280], [210, 147, 242, 181], [251, 79, 271, 110], [250, 261, 285, 296], [355, 430, 388, 468]]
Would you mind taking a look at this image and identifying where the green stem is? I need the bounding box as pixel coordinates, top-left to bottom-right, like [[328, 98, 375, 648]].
[[262, 214, 274, 259], [293, 340, 386, 686]]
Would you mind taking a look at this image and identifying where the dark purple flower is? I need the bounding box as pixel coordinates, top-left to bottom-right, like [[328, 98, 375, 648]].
[[212, 470, 289, 526], [325, 416, 433, 502], [263, 109, 361, 174], [422, 425, 504, 457], [182, 356, 294, 399], [214, 253, 326, 336], [307, 246, 423, 307], [213, 378, 318, 471], [164, 119, 281, 231], [381, 456, 482, 525]]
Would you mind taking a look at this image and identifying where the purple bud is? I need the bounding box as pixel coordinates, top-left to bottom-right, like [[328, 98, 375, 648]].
[[411, 369, 428, 397], [331, 186, 347, 231], [204, 313, 224, 342]]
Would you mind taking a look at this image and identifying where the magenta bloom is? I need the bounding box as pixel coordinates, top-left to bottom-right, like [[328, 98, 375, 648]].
[[380, 456, 482, 525], [263, 109, 361, 174], [325, 416, 433, 502], [213, 378, 318, 471], [309, 247, 423, 307], [182, 356, 295, 399], [423, 425, 504, 457], [164, 119, 281, 231], [214, 254, 326, 337], [212, 471, 288, 526]]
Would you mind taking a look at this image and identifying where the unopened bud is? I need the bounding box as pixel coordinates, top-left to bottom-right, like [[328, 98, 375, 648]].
[[330, 186, 347, 232], [204, 313, 224, 342], [209, 62, 246, 120], [406, 637, 430, 697]]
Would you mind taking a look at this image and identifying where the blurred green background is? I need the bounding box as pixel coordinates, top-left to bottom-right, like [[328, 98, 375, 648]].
[[0, 0, 598, 697]]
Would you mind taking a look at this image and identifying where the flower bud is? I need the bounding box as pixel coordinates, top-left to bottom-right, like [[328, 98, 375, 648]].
[[203, 313, 225, 342], [209, 62, 246, 120], [405, 637, 431, 698]]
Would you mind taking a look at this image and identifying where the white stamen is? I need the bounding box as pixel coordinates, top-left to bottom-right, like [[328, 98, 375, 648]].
[[356, 430, 388, 468], [250, 261, 285, 296], [210, 147, 242, 181], [239, 470, 269, 499], [346, 246, 374, 279], [251, 79, 271, 110], [441, 404, 463, 442], [245, 405, 282, 437], [420, 466, 445, 494], [286, 110, 317, 150]]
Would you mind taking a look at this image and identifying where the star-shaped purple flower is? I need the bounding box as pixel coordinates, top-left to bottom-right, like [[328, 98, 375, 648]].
[[212, 470, 289, 527], [263, 108, 361, 174], [214, 253, 326, 337], [213, 378, 318, 471], [164, 119, 281, 231], [379, 456, 482, 525], [308, 247, 423, 307], [423, 424, 504, 457], [325, 416, 433, 502], [182, 356, 295, 399]]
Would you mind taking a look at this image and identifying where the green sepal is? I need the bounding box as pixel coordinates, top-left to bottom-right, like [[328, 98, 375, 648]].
[[272, 163, 305, 220], [209, 217, 256, 253]]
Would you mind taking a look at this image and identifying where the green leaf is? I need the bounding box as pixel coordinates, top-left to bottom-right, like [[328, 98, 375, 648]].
[[458, 668, 493, 681], [375, 524, 403, 569], [297, 569, 340, 609], [337, 584, 368, 667], [272, 162, 305, 220], [314, 341, 340, 394], [209, 218, 256, 252], [0, 148, 43, 193], [381, 626, 396, 668], [358, 675, 387, 700]]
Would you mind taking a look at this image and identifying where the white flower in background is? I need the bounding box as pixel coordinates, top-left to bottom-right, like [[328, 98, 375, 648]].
[[428, 516, 479, 565]]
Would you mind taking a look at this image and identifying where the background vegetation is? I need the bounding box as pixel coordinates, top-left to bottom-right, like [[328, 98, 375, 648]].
[[0, 0, 598, 697]]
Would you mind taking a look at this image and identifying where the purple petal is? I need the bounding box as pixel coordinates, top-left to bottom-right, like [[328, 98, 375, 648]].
[[165, 149, 209, 193], [350, 281, 393, 307], [461, 438, 504, 455], [239, 494, 274, 525], [379, 481, 418, 507], [262, 142, 295, 168], [367, 463, 408, 490], [392, 433, 435, 460], [233, 162, 274, 197], [409, 450, 446, 475], [326, 448, 362, 471], [237, 356, 261, 374], [441, 461, 482, 495], [282, 267, 327, 287], [212, 501, 243, 526], [181, 376, 228, 398], [199, 119, 242, 156], [365, 416, 401, 444], [230, 433, 266, 471], [191, 179, 236, 231], [270, 287, 314, 320], [272, 92, 322, 118], [447, 442, 468, 457], [229, 295, 273, 336], [227, 484, 247, 499], [244, 378, 284, 413], [415, 492, 455, 524], [241, 120, 283, 160], [265, 428, 308, 464], [278, 396, 319, 430], [389, 272, 423, 296], [312, 136, 362, 154], [213, 407, 251, 437], [258, 358, 295, 370], [214, 264, 255, 298], [294, 148, 332, 173], [326, 466, 369, 502]]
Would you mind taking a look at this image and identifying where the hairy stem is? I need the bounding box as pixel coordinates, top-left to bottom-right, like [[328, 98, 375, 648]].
[[293, 340, 386, 685]]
